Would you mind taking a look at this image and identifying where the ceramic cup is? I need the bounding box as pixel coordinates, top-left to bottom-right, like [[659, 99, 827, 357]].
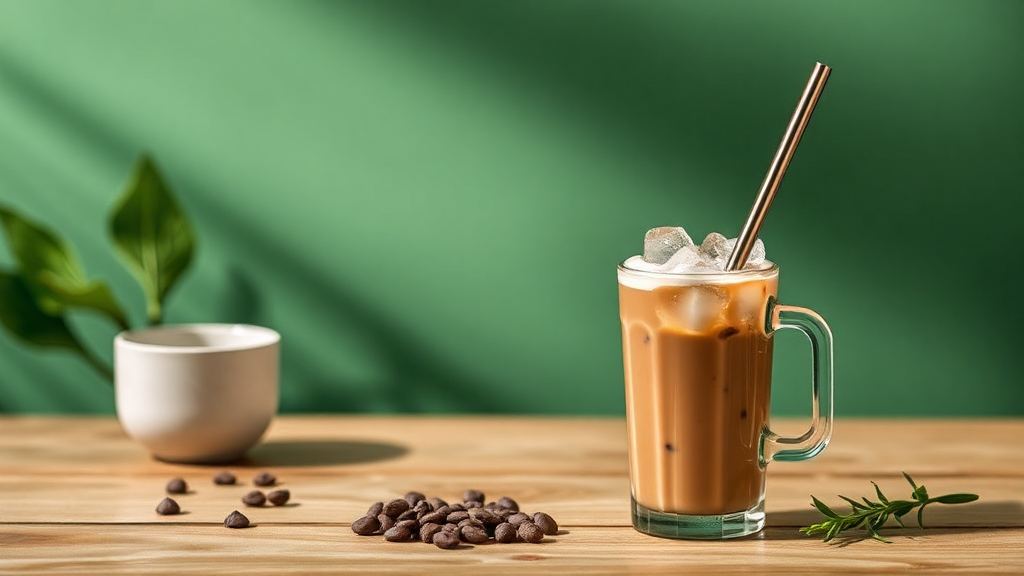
[[115, 323, 280, 464]]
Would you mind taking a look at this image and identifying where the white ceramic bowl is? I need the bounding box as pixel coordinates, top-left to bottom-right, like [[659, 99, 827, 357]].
[[115, 323, 280, 463]]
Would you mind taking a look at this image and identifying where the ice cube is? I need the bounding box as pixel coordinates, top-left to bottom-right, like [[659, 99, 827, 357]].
[[745, 239, 766, 268], [658, 285, 728, 333], [643, 227, 693, 265], [662, 245, 700, 272], [698, 232, 729, 270]]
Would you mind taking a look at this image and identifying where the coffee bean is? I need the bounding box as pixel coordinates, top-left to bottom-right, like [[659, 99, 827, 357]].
[[351, 515, 381, 535], [396, 519, 418, 532], [462, 489, 485, 504], [213, 471, 237, 485], [441, 523, 459, 535], [253, 472, 276, 487], [507, 512, 531, 527], [267, 489, 290, 506], [404, 491, 426, 507], [156, 497, 180, 515], [224, 510, 250, 529], [496, 508, 514, 520], [420, 510, 446, 524], [464, 500, 482, 509], [384, 524, 412, 542], [494, 522, 516, 543], [419, 522, 443, 543], [533, 512, 558, 535], [397, 508, 418, 522], [446, 510, 470, 524], [382, 498, 410, 517], [378, 513, 395, 532], [497, 496, 519, 512], [468, 507, 502, 525], [460, 524, 489, 544], [517, 521, 544, 543], [242, 490, 266, 507], [414, 500, 431, 514], [367, 501, 384, 517], [427, 497, 448, 509], [458, 517, 485, 530], [432, 531, 460, 549], [165, 478, 188, 494]]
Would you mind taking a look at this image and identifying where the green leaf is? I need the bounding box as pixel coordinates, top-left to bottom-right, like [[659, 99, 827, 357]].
[[872, 481, 890, 505], [109, 155, 195, 325], [0, 207, 129, 329], [0, 271, 83, 350], [913, 485, 930, 501], [811, 496, 839, 519], [839, 495, 868, 511], [933, 493, 980, 504], [903, 472, 919, 491], [917, 503, 929, 528]]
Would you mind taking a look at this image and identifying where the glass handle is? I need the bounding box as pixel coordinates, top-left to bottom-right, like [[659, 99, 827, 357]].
[[760, 296, 834, 465]]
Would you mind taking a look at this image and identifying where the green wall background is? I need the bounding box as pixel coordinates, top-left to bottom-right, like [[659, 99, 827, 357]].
[[1, 1, 1021, 416]]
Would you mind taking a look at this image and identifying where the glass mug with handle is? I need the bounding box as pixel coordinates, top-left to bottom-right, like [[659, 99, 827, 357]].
[[617, 255, 833, 539]]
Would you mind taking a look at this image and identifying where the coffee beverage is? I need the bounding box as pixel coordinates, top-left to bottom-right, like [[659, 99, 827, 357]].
[[618, 266, 778, 516]]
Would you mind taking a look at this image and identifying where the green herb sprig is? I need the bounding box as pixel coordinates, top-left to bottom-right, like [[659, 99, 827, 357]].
[[800, 472, 979, 543]]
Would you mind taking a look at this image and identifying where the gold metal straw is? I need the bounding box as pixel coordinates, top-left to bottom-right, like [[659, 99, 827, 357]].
[[725, 62, 832, 271]]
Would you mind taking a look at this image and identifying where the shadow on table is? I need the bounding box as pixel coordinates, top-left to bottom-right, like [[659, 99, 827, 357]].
[[765, 499, 1024, 543], [241, 439, 409, 467]]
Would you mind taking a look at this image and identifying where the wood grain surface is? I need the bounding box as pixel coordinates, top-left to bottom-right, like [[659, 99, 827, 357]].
[[1, 416, 1021, 574]]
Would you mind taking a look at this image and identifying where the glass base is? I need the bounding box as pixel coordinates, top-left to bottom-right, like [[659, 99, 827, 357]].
[[631, 496, 765, 540]]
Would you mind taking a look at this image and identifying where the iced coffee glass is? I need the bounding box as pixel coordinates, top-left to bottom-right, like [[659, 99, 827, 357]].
[[618, 260, 833, 539]]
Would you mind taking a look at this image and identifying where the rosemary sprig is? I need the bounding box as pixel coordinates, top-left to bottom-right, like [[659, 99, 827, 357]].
[[800, 472, 979, 543]]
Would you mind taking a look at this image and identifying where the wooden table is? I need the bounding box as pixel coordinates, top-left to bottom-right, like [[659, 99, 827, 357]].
[[1, 416, 1021, 574]]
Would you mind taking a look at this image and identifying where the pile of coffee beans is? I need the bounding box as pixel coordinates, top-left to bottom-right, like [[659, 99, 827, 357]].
[[351, 490, 560, 549], [153, 470, 291, 528]]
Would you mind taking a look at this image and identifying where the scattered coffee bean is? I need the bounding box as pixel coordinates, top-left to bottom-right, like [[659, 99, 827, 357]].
[[427, 497, 448, 509], [448, 502, 466, 512], [384, 524, 413, 542], [404, 491, 426, 507], [419, 522, 443, 543], [156, 497, 180, 515], [420, 510, 446, 524], [432, 531, 460, 549], [533, 512, 558, 535], [367, 501, 384, 517], [213, 471, 237, 485], [497, 496, 519, 512], [517, 521, 545, 543], [378, 514, 395, 533], [165, 478, 188, 495], [460, 524, 490, 544], [382, 498, 410, 517], [463, 489, 485, 504], [458, 517, 485, 531], [446, 510, 470, 524], [468, 507, 501, 525], [397, 508, 417, 522], [253, 472, 276, 487], [464, 500, 482, 509], [224, 510, 250, 529], [494, 522, 516, 543], [352, 515, 381, 535], [267, 489, 291, 506], [507, 512, 531, 527], [242, 490, 266, 507]]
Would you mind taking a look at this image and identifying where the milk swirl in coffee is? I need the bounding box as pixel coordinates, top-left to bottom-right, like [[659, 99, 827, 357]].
[[618, 227, 776, 516]]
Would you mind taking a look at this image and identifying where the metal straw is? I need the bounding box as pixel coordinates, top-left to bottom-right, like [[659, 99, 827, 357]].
[[725, 62, 832, 271]]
